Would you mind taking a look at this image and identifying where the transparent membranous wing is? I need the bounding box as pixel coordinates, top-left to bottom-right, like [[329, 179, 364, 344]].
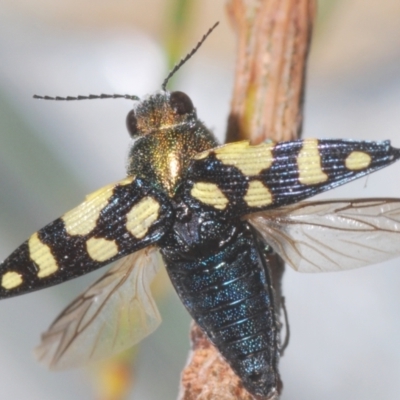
[[35, 246, 163, 369], [248, 199, 400, 273]]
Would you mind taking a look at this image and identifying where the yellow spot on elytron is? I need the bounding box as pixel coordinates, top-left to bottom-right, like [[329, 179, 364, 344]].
[[214, 141, 275, 176], [62, 184, 115, 236], [126, 197, 161, 239], [118, 175, 136, 186], [194, 149, 210, 160], [345, 151, 372, 171], [28, 232, 58, 278], [86, 238, 119, 262], [244, 181, 273, 207], [191, 182, 229, 210], [297, 139, 328, 185], [1, 271, 23, 289]]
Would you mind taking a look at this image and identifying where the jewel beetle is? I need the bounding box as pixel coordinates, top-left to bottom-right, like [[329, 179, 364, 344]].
[[2, 23, 400, 398]]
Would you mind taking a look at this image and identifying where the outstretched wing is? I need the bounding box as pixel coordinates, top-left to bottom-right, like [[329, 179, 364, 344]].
[[0, 176, 173, 299], [181, 139, 400, 217], [35, 246, 163, 369], [248, 199, 400, 273]]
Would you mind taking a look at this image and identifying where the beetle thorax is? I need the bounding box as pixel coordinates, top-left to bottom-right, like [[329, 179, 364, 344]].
[[126, 91, 218, 197]]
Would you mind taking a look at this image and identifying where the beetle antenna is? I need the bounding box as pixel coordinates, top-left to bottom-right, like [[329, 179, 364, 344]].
[[161, 21, 219, 91], [33, 93, 140, 101]]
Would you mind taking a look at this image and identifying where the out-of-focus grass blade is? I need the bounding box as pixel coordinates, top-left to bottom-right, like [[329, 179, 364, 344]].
[[89, 347, 138, 400], [163, 0, 195, 88]]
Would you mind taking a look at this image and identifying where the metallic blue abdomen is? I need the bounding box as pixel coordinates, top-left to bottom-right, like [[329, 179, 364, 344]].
[[161, 213, 280, 396]]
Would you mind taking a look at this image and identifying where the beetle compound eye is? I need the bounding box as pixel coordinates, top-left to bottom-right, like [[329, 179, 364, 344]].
[[169, 91, 194, 115], [126, 109, 138, 137]]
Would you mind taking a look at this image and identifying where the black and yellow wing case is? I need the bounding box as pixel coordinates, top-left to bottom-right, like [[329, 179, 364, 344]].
[[0, 176, 173, 299], [181, 138, 400, 216]]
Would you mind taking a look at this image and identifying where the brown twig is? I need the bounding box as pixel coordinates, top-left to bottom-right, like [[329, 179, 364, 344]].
[[226, 0, 316, 144], [178, 1, 316, 399]]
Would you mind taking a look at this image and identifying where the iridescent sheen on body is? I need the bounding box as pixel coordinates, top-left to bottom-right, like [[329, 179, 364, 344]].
[[127, 92, 217, 196]]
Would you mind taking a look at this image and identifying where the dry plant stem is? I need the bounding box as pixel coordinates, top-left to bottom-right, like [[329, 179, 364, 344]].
[[178, 1, 315, 399], [226, 0, 316, 144], [179, 323, 261, 400]]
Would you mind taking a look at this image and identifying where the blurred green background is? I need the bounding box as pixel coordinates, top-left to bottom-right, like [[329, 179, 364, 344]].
[[0, 1, 400, 399]]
